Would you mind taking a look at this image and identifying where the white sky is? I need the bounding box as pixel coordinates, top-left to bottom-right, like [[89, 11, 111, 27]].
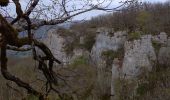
[[3, 0, 169, 20]]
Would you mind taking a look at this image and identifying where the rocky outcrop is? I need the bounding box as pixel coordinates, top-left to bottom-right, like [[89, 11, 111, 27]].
[[152, 32, 168, 44], [8, 25, 170, 99], [42, 29, 71, 64], [158, 37, 170, 66], [91, 29, 127, 66], [158, 47, 170, 66], [122, 35, 156, 78], [111, 58, 122, 100], [91, 30, 170, 78], [152, 32, 170, 66], [90, 29, 170, 99], [34, 26, 170, 99], [42, 28, 89, 65], [41, 27, 170, 79], [90, 28, 127, 99]]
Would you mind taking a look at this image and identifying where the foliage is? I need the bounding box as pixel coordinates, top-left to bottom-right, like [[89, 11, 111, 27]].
[[135, 66, 170, 99], [112, 63, 170, 100], [63, 27, 96, 55], [128, 31, 141, 41], [101, 49, 124, 59], [70, 56, 88, 67], [136, 11, 151, 33], [136, 82, 153, 96], [26, 94, 39, 100], [152, 41, 162, 54], [137, 65, 170, 99], [102, 50, 116, 59], [101, 49, 124, 67], [56, 94, 73, 100], [114, 78, 136, 100], [74, 1, 170, 35], [80, 31, 96, 51]]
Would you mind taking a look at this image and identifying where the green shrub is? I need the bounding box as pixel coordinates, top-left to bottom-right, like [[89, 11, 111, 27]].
[[70, 56, 88, 67], [128, 31, 141, 41], [81, 33, 96, 51], [26, 94, 39, 100], [101, 49, 124, 59], [136, 11, 151, 32], [101, 49, 124, 67], [152, 41, 162, 54], [136, 82, 151, 96], [135, 64, 170, 99], [114, 78, 136, 100]]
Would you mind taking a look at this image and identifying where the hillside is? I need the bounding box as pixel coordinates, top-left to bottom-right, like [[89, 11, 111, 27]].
[[1, 1, 170, 100]]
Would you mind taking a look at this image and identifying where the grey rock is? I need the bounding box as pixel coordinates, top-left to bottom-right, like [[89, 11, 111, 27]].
[[167, 37, 170, 47], [152, 32, 168, 45], [91, 30, 127, 66], [122, 35, 156, 78], [42, 29, 89, 65], [111, 58, 122, 100], [158, 47, 170, 66], [42, 29, 70, 64]]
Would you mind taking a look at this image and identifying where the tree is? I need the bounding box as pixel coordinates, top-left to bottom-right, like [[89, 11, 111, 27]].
[[0, 0, 137, 99]]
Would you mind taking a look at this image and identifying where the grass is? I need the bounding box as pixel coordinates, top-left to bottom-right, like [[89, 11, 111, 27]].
[[113, 78, 137, 100], [135, 65, 170, 99], [112, 63, 170, 100], [0, 56, 98, 100], [1, 55, 170, 100], [0, 57, 38, 100], [57, 57, 97, 100]]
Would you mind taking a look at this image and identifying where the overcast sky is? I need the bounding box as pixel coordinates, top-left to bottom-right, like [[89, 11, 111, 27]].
[[4, 0, 169, 20]]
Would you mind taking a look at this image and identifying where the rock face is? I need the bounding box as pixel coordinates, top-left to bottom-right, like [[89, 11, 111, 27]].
[[152, 32, 168, 44], [9, 24, 170, 99], [122, 35, 156, 78], [42, 29, 70, 64], [30, 26, 170, 99], [91, 29, 127, 65], [89, 29, 170, 99], [158, 47, 170, 66], [156, 36, 170, 66], [111, 58, 122, 100], [42, 28, 89, 65], [90, 29, 127, 99], [91, 30, 170, 79]]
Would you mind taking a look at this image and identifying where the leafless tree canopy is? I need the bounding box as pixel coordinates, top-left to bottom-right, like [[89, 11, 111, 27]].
[[0, 0, 137, 99]]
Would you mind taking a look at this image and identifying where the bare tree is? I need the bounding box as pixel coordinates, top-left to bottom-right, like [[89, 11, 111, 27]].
[[0, 0, 137, 99]]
